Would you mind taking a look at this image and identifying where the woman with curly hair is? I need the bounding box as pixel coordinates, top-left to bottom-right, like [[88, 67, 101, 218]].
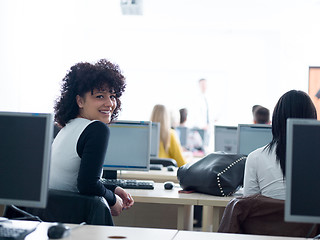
[[49, 59, 134, 216]]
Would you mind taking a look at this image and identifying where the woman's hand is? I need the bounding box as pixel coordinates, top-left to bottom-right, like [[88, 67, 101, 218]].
[[110, 195, 123, 216], [115, 186, 134, 209]]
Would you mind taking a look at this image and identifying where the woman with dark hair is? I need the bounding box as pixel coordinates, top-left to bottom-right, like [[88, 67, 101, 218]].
[[179, 108, 188, 125], [243, 90, 317, 200], [49, 59, 134, 216]]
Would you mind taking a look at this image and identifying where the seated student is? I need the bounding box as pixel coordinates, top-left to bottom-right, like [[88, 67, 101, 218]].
[[244, 90, 317, 200], [150, 104, 187, 167], [252, 105, 271, 124], [251, 104, 262, 115], [179, 108, 203, 152], [49, 59, 134, 216]]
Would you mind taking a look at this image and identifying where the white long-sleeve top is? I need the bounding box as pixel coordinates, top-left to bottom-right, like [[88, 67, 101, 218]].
[[243, 145, 286, 200]]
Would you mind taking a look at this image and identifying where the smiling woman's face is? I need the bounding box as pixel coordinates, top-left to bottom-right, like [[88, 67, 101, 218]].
[[76, 87, 117, 124]]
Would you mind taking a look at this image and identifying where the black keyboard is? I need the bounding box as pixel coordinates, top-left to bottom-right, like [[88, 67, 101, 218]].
[[0, 225, 36, 240], [101, 178, 154, 189]]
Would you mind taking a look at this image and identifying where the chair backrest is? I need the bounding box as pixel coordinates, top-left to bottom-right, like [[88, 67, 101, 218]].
[[5, 189, 113, 226], [150, 157, 178, 167], [218, 194, 318, 237], [0, 205, 4, 216], [53, 123, 61, 138]]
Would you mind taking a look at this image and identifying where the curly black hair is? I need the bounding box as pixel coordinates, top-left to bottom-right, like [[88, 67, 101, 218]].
[[54, 59, 126, 127]]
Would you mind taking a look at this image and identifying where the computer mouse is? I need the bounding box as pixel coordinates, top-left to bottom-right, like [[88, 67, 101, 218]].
[[167, 166, 175, 172], [47, 223, 71, 239], [164, 181, 174, 190]]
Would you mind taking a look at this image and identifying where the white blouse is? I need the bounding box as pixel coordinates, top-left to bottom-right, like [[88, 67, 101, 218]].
[[243, 145, 286, 200]]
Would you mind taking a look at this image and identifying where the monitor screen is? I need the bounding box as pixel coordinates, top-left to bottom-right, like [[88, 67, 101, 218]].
[[214, 125, 237, 153], [237, 124, 272, 156], [0, 111, 53, 208], [285, 118, 320, 224], [175, 126, 188, 147], [150, 122, 160, 158], [190, 128, 205, 141], [103, 120, 151, 171]]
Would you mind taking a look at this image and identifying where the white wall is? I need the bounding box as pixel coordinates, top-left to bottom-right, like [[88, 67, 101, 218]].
[[1, 0, 320, 126]]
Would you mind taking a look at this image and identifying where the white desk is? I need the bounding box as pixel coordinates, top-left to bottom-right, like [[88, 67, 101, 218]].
[[1, 220, 178, 240], [113, 183, 233, 232], [174, 230, 312, 240], [117, 157, 236, 232], [196, 194, 233, 232], [114, 183, 198, 230], [3, 220, 314, 240], [118, 168, 179, 183], [66, 224, 178, 240]]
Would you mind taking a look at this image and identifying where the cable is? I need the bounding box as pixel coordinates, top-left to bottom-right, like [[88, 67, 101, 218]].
[[9, 205, 43, 222], [70, 222, 86, 231], [305, 223, 320, 239], [306, 224, 316, 238]]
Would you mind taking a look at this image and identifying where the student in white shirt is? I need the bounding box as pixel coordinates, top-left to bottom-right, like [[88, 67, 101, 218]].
[[243, 90, 317, 200]]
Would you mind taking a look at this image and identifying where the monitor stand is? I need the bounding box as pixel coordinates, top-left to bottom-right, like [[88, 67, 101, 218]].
[[102, 170, 117, 180]]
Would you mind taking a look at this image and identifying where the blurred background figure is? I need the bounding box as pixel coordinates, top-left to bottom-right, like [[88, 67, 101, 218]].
[[179, 108, 188, 127], [188, 78, 212, 152], [150, 104, 187, 167], [179, 108, 204, 153], [193, 78, 210, 130], [252, 105, 270, 124], [170, 108, 180, 129]]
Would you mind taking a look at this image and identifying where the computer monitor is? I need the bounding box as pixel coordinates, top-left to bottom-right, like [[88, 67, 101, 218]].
[[190, 127, 205, 141], [150, 122, 160, 158], [0, 111, 53, 208], [237, 124, 272, 156], [214, 125, 238, 153], [285, 118, 320, 224], [103, 120, 151, 172], [175, 126, 188, 147]]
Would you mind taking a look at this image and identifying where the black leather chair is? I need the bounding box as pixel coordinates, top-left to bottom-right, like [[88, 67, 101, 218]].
[[5, 189, 113, 226], [150, 157, 177, 167]]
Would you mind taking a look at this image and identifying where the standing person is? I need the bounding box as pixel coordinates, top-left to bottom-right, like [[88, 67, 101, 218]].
[[191, 78, 210, 130], [150, 104, 187, 167], [243, 90, 317, 200], [188, 78, 212, 150], [50, 59, 134, 217]]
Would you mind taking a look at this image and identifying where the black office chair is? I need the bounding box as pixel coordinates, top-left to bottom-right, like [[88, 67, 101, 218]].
[[150, 157, 178, 167], [53, 123, 62, 139], [4, 189, 113, 226]]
